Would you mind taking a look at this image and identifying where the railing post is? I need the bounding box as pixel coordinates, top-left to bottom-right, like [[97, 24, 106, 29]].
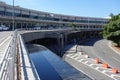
[[8, 57, 14, 80]]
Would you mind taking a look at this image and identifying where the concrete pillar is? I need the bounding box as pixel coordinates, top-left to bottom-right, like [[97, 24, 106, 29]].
[[65, 34, 68, 44], [8, 22, 10, 28], [14, 22, 16, 29], [57, 37, 61, 55], [26, 23, 28, 29], [21, 23, 23, 30], [61, 34, 64, 49], [57, 37, 60, 47]]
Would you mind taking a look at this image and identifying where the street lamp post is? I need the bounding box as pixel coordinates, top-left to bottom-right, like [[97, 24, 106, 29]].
[[12, 0, 15, 31], [75, 38, 78, 53]]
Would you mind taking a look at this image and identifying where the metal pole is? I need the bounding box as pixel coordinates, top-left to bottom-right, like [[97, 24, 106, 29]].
[[12, 0, 15, 31], [88, 17, 89, 29]]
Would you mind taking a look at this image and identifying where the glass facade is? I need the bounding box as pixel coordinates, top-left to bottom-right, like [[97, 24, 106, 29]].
[[0, 11, 5, 15], [0, 8, 108, 24], [5, 12, 12, 16], [0, 3, 108, 30], [14, 13, 21, 17], [21, 14, 30, 18]]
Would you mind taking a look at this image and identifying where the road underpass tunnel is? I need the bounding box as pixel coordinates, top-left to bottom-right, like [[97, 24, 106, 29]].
[[26, 38, 63, 56]]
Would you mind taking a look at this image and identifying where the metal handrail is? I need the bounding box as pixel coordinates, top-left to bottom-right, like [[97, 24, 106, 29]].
[[18, 34, 40, 80], [0, 29, 40, 80]]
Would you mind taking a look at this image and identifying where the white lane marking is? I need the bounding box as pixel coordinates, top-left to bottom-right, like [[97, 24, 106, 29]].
[[84, 61, 89, 64], [110, 74, 115, 78], [95, 67, 100, 70], [0, 36, 11, 47], [71, 61, 96, 80], [112, 57, 120, 63], [72, 56, 118, 80], [102, 70, 106, 73], [89, 64, 94, 67], [78, 59, 84, 62], [66, 52, 120, 80], [108, 41, 120, 55], [111, 74, 120, 79], [77, 58, 117, 80]]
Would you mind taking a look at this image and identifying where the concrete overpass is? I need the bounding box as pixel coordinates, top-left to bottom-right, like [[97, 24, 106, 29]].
[[20, 29, 101, 48], [0, 29, 102, 80]]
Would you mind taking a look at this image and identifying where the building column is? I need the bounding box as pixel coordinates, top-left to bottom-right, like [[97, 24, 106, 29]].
[[25, 23, 28, 29], [65, 34, 68, 45], [61, 34, 64, 49], [21, 23, 23, 29], [14, 22, 17, 29], [8, 22, 10, 28]]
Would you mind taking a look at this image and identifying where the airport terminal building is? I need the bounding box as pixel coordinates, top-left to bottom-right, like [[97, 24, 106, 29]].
[[0, 1, 108, 30]]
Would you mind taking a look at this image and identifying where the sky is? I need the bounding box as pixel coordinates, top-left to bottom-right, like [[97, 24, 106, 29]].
[[1, 0, 120, 18]]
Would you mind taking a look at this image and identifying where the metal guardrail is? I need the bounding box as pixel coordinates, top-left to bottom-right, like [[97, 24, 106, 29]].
[[0, 30, 17, 80], [17, 27, 103, 31], [0, 30, 40, 80], [18, 33, 40, 80]]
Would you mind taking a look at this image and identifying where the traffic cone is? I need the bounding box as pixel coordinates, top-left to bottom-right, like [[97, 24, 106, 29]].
[[112, 68, 118, 74], [103, 62, 108, 69], [95, 58, 99, 64]]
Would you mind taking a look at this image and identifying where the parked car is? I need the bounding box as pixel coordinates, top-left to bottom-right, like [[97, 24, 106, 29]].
[[33, 26, 41, 30], [0, 26, 3, 30], [0, 25, 9, 31]]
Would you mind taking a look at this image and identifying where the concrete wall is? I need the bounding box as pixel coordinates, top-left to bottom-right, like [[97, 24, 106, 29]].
[[20, 29, 73, 42], [20, 29, 101, 44]]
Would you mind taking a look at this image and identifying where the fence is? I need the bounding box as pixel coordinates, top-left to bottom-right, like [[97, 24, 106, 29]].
[[17, 32, 40, 80]]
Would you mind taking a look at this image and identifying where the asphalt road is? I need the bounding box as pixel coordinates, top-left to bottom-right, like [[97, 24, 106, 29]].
[[63, 38, 120, 80], [64, 54, 114, 80], [79, 38, 120, 71]]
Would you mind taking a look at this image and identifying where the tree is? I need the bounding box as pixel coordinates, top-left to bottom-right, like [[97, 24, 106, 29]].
[[70, 23, 76, 29], [102, 14, 120, 47]]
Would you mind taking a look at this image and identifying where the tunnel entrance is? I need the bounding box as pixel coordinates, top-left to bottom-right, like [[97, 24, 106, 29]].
[[27, 38, 61, 56], [30, 38, 58, 46]]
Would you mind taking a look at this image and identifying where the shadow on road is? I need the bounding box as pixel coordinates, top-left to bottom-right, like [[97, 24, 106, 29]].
[[80, 38, 103, 46]]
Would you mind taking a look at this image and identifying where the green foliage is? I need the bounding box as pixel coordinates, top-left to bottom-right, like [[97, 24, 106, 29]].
[[70, 23, 76, 29], [103, 14, 120, 47]]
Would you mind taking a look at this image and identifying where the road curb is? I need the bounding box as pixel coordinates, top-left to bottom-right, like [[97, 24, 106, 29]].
[[108, 41, 120, 55]]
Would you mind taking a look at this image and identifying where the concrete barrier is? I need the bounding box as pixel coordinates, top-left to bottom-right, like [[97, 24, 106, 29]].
[[85, 55, 89, 58]]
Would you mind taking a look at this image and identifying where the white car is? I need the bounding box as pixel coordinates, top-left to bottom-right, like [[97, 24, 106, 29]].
[[0, 26, 3, 30], [0, 25, 9, 31], [33, 26, 41, 30]]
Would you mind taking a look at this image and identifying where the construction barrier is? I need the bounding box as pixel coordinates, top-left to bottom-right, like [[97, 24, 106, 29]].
[[112, 68, 118, 74], [103, 62, 108, 69], [79, 52, 83, 55], [85, 55, 89, 58], [95, 58, 99, 64]]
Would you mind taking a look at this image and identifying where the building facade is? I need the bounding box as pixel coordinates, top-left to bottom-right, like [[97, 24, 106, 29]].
[[0, 1, 108, 30]]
